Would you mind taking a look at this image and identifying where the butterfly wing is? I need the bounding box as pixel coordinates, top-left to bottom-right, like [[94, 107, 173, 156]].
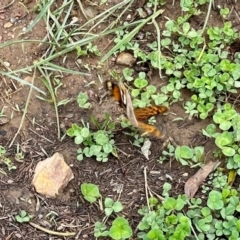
[[134, 106, 167, 137], [138, 121, 165, 138], [134, 106, 168, 121]]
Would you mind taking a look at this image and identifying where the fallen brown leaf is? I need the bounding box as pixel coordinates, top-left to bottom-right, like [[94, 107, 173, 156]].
[[184, 161, 219, 198]]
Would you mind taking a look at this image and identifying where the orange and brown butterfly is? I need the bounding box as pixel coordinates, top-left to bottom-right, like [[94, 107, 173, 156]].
[[106, 81, 167, 138]]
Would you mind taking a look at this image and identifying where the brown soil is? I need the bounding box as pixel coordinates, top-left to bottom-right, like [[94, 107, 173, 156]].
[[0, 0, 240, 239]]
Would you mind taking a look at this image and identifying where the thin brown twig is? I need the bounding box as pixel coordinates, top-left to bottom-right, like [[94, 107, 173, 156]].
[[29, 128, 54, 143], [233, 8, 240, 24], [143, 166, 150, 211], [147, 186, 164, 201], [116, 183, 123, 202], [0, 88, 22, 100], [0, 0, 14, 10], [29, 222, 76, 237]]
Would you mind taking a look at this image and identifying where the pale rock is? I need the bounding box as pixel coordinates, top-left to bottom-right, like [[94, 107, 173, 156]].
[[116, 52, 136, 66], [32, 152, 74, 198], [4, 22, 13, 28], [23, 76, 33, 84], [69, 16, 79, 25], [3, 61, 10, 67]]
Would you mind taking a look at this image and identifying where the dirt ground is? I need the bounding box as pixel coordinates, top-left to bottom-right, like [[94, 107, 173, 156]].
[[0, 0, 240, 239]]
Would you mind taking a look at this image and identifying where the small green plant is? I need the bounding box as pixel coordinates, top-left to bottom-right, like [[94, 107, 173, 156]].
[[184, 101, 198, 119], [108, 217, 133, 240], [226, 155, 240, 176], [80, 183, 132, 240], [104, 197, 123, 217], [131, 72, 152, 108], [203, 103, 240, 174], [159, 143, 204, 166], [180, 0, 210, 12], [220, 7, 230, 19], [137, 183, 240, 239], [77, 92, 91, 109], [94, 222, 109, 238], [207, 22, 239, 47], [120, 118, 145, 147], [122, 70, 168, 108], [158, 143, 175, 163], [67, 114, 116, 162], [0, 146, 5, 156], [202, 170, 228, 194], [210, 171, 228, 189], [81, 183, 101, 203], [213, 149, 223, 158], [137, 189, 191, 239], [15, 144, 24, 162], [0, 145, 17, 171], [175, 145, 204, 166], [146, 0, 165, 8], [94, 217, 133, 240], [161, 77, 184, 103], [76, 43, 101, 57], [122, 68, 134, 82], [3, 158, 17, 171], [15, 210, 31, 223]]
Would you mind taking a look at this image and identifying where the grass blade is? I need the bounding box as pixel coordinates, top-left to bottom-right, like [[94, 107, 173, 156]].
[[101, 9, 164, 63], [25, 0, 55, 32], [0, 70, 45, 94]]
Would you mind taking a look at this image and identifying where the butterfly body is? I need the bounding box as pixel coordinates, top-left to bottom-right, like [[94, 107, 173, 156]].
[[106, 81, 124, 105]]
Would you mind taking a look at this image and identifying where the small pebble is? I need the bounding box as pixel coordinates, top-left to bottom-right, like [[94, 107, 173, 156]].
[[137, 8, 147, 18], [69, 16, 78, 25], [116, 52, 136, 66], [3, 61, 10, 67], [76, 59, 82, 64], [136, 31, 145, 40], [126, 14, 132, 21], [0, 130, 7, 136], [24, 76, 33, 83], [71, 9, 78, 16], [144, 6, 153, 16], [14, 233, 22, 239], [10, 17, 17, 23], [4, 22, 13, 28], [65, 113, 74, 118]]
